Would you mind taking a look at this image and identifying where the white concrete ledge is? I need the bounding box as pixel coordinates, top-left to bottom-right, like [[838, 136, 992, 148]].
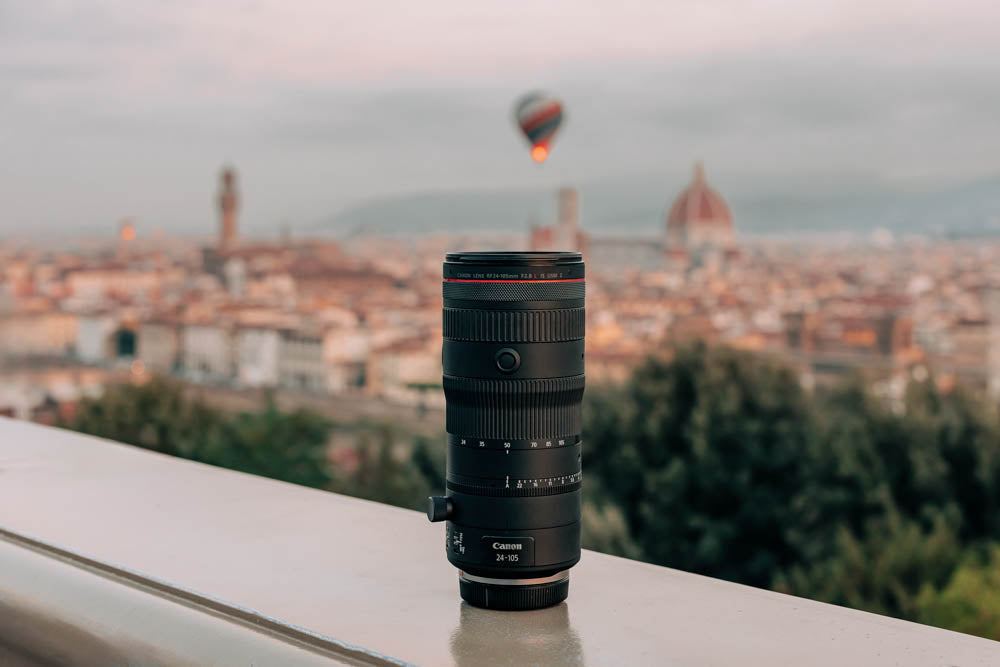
[[1, 417, 997, 665]]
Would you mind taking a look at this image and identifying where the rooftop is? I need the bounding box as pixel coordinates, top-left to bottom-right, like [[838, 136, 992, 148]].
[[666, 162, 734, 234], [1, 417, 997, 665]]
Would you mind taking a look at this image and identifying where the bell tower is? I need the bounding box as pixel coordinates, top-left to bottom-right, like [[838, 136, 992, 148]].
[[218, 166, 239, 249]]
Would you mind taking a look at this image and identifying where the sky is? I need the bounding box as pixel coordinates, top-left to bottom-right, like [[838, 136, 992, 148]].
[[2, 0, 999, 237]]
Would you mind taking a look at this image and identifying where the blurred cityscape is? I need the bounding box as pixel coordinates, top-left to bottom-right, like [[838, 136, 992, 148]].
[[3, 162, 1000, 424], [6, 1, 1000, 648]]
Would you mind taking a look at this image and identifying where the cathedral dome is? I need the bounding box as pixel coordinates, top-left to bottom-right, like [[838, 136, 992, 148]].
[[666, 163, 733, 248]]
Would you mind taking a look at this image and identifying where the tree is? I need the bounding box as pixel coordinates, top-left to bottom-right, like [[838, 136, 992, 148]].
[[806, 376, 1000, 547], [411, 435, 445, 495], [774, 507, 961, 620], [584, 342, 1000, 638], [917, 544, 1000, 640], [783, 374, 1000, 625], [328, 425, 438, 511], [581, 498, 642, 559], [65, 377, 225, 459], [197, 404, 333, 488], [896, 380, 1000, 541], [63, 377, 333, 489], [585, 343, 816, 587]]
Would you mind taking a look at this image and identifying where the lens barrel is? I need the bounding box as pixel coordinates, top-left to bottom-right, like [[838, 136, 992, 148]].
[[428, 251, 584, 610]]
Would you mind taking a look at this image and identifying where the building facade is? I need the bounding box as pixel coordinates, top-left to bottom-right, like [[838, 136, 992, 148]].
[[236, 327, 280, 388], [0, 312, 77, 361], [182, 323, 234, 383], [75, 313, 117, 364], [138, 321, 181, 374], [278, 330, 325, 392]]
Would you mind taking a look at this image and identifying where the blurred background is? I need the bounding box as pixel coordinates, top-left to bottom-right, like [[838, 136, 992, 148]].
[[2, 0, 1000, 640]]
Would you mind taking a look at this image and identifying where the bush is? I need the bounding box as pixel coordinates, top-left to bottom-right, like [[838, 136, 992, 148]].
[[585, 343, 816, 587], [63, 377, 333, 489], [917, 545, 1000, 640]]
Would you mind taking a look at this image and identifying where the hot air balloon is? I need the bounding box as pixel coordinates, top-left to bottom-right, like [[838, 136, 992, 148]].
[[514, 92, 564, 163]]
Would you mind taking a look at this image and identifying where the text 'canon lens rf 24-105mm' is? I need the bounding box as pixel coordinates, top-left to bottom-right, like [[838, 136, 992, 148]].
[[427, 251, 585, 610]]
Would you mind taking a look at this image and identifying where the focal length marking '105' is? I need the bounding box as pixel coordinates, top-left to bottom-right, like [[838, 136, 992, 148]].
[[427, 252, 585, 611]]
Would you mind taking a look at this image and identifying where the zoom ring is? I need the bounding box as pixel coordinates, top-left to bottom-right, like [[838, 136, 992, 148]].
[[443, 308, 585, 342], [443, 375, 585, 439], [442, 281, 585, 301]]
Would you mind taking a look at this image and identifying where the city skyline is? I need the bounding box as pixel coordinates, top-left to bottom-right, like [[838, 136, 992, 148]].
[[3, 1, 999, 238]]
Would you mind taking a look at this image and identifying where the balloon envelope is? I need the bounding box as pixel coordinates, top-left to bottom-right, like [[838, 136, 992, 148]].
[[514, 93, 563, 161]]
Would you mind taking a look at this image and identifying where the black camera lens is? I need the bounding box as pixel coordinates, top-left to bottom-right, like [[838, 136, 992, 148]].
[[427, 251, 585, 610]]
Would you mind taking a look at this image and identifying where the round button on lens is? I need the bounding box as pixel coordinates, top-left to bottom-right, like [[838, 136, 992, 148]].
[[495, 348, 520, 373]]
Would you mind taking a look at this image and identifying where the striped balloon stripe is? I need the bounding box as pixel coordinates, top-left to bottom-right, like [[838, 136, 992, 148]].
[[519, 104, 563, 132], [515, 94, 560, 122], [522, 113, 562, 145], [518, 103, 561, 127], [515, 93, 551, 118]]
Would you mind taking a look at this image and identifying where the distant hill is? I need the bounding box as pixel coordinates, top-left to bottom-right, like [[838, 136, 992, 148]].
[[314, 176, 1000, 239], [731, 178, 1000, 237]]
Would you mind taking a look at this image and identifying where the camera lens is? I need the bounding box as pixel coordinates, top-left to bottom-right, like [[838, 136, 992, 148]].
[[427, 251, 585, 610]]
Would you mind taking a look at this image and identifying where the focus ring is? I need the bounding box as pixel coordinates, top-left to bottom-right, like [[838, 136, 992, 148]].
[[446, 479, 582, 497], [443, 281, 585, 302], [443, 375, 584, 439], [443, 308, 585, 342]]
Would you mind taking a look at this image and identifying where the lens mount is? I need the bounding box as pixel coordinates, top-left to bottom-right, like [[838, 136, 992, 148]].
[[458, 570, 570, 611]]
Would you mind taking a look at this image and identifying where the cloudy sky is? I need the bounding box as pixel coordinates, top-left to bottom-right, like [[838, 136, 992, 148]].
[[2, 0, 998, 237]]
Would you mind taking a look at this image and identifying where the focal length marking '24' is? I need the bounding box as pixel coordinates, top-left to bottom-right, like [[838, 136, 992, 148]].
[[449, 434, 581, 452]]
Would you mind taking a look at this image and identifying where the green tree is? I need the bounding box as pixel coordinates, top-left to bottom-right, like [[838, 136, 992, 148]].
[[581, 498, 642, 560], [896, 380, 1000, 541], [329, 425, 437, 511], [785, 373, 1000, 626], [198, 404, 333, 488], [411, 435, 445, 495], [917, 544, 1000, 640], [65, 377, 225, 459], [806, 376, 1000, 548], [63, 377, 333, 489], [584, 343, 1000, 637], [775, 508, 961, 620], [585, 343, 816, 587]]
